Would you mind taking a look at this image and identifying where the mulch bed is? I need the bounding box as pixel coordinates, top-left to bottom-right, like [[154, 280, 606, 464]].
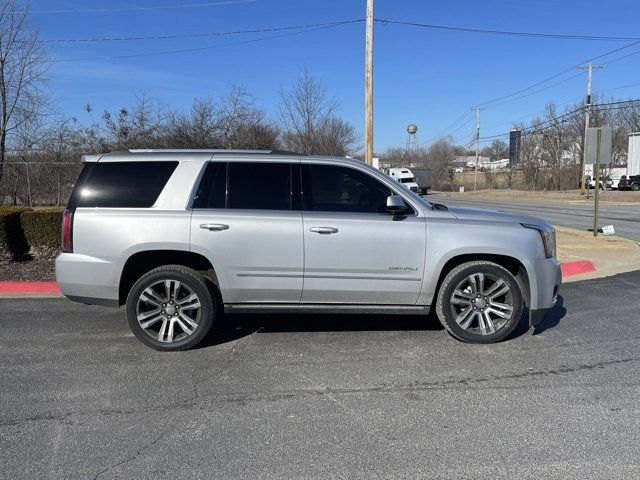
[[0, 257, 56, 282]]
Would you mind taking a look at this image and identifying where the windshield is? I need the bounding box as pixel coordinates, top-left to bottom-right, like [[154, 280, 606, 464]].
[[400, 177, 417, 183]]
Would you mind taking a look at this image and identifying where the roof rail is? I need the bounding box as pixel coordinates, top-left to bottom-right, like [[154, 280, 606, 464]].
[[106, 149, 304, 155]]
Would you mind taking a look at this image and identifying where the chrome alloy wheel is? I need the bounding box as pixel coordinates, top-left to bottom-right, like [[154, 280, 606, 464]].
[[449, 272, 515, 336], [135, 279, 202, 343]]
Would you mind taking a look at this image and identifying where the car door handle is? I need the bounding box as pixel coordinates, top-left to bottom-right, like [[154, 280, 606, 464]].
[[200, 223, 229, 231], [310, 227, 339, 234]]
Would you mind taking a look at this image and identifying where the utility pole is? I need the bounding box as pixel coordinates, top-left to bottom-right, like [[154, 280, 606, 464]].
[[577, 62, 604, 195], [364, 0, 374, 165], [473, 106, 484, 190]]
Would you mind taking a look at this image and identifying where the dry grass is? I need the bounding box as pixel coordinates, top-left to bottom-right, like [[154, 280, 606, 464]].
[[433, 188, 640, 203]]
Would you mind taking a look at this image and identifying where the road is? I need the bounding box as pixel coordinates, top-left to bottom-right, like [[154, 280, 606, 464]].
[[1, 271, 640, 479], [428, 194, 640, 241]]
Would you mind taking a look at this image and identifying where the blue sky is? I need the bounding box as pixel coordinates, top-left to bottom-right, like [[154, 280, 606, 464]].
[[35, 0, 640, 151]]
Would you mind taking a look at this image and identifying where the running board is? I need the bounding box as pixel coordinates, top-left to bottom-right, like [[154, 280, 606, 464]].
[[223, 304, 430, 315]]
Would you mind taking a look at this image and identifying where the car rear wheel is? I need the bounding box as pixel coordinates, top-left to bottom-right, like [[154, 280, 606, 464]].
[[435, 261, 523, 344], [126, 265, 215, 351]]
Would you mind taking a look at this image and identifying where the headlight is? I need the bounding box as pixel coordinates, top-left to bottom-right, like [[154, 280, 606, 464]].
[[522, 224, 556, 258]]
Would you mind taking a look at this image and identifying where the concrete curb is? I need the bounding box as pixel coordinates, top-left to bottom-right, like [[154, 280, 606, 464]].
[[555, 226, 640, 283], [561, 260, 596, 277], [0, 282, 62, 299], [0, 282, 60, 293]]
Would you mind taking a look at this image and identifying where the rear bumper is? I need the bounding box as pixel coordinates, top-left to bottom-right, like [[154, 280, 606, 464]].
[[55, 253, 120, 306], [527, 257, 562, 327]]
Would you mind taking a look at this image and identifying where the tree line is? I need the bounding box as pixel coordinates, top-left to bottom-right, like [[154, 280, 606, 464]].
[[377, 98, 640, 191], [2, 0, 640, 204], [0, 2, 359, 205]]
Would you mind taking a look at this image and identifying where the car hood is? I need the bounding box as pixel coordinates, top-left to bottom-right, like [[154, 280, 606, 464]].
[[444, 205, 552, 228]]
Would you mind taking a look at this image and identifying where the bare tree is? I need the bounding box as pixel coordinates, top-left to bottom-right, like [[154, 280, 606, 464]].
[[0, 0, 49, 182], [280, 69, 357, 155], [502, 166, 515, 190], [425, 138, 455, 190], [218, 86, 279, 150], [482, 139, 508, 160], [172, 97, 222, 148]]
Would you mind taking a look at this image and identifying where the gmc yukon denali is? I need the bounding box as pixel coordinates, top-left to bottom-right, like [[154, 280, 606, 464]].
[[56, 150, 561, 351]]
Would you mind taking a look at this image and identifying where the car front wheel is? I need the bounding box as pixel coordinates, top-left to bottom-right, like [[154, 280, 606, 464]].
[[435, 261, 524, 344], [126, 265, 215, 351]]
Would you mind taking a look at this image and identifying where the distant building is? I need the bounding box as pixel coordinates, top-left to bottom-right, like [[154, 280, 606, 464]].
[[487, 158, 510, 170], [454, 155, 491, 169]]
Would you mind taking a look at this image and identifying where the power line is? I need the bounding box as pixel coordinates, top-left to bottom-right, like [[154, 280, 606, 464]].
[[478, 81, 640, 142], [375, 19, 640, 42], [428, 110, 474, 142], [487, 72, 585, 109], [482, 95, 584, 131], [591, 98, 640, 108], [596, 81, 640, 95], [37, 17, 640, 44], [600, 48, 640, 66], [477, 99, 640, 143], [477, 40, 640, 108], [50, 22, 360, 63], [33, 20, 365, 43], [16, 0, 256, 14]]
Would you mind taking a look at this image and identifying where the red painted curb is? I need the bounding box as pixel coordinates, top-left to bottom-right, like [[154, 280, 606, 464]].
[[561, 260, 596, 277], [0, 282, 61, 293]]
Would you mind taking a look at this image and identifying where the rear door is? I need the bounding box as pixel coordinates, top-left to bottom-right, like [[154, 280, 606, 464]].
[[190, 160, 303, 304], [300, 163, 427, 305]]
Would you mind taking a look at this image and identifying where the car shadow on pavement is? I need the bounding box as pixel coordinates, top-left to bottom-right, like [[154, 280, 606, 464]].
[[198, 310, 445, 348], [532, 295, 566, 336]]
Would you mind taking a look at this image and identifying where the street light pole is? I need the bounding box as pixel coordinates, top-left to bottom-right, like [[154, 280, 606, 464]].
[[364, 0, 374, 165]]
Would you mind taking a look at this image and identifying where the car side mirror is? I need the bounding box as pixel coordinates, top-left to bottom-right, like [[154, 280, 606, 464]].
[[386, 195, 407, 214]]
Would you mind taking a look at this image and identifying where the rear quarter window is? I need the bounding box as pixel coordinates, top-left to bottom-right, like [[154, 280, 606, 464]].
[[68, 161, 178, 208]]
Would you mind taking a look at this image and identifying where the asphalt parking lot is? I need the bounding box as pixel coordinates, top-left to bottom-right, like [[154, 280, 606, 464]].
[[2, 271, 640, 479]]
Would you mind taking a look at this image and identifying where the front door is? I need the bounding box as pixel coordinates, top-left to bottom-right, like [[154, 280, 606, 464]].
[[300, 163, 426, 305], [190, 160, 303, 304]]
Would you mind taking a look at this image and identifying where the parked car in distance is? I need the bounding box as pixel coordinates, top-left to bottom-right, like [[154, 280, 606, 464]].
[[618, 175, 640, 191], [385, 167, 420, 193], [580, 176, 612, 190], [56, 150, 561, 351]]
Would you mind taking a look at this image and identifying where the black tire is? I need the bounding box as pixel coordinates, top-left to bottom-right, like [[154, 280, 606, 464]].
[[126, 265, 215, 351], [435, 261, 523, 344], [632, 183, 640, 192]]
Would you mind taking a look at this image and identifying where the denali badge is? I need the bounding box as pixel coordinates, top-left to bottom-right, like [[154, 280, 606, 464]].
[[388, 266, 419, 271]]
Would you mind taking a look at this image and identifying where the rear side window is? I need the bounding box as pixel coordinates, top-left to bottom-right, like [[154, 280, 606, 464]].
[[194, 162, 292, 210], [68, 161, 178, 208]]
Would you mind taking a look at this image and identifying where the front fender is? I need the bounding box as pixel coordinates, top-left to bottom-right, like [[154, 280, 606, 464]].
[[418, 218, 545, 306]]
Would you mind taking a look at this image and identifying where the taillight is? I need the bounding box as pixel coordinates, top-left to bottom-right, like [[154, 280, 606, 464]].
[[62, 208, 74, 253]]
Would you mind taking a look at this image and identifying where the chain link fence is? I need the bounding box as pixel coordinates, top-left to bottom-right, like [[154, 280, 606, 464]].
[[0, 161, 83, 207]]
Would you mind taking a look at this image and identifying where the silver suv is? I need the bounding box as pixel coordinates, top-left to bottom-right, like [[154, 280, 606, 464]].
[[56, 150, 561, 350]]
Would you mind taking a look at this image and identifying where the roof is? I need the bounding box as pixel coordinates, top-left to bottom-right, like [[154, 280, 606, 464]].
[[119, 149, 301, 155], [82, 149, 303, 163]]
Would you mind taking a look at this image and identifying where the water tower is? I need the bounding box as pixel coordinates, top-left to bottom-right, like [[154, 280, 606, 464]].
[[406, 123, 418, 152]]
